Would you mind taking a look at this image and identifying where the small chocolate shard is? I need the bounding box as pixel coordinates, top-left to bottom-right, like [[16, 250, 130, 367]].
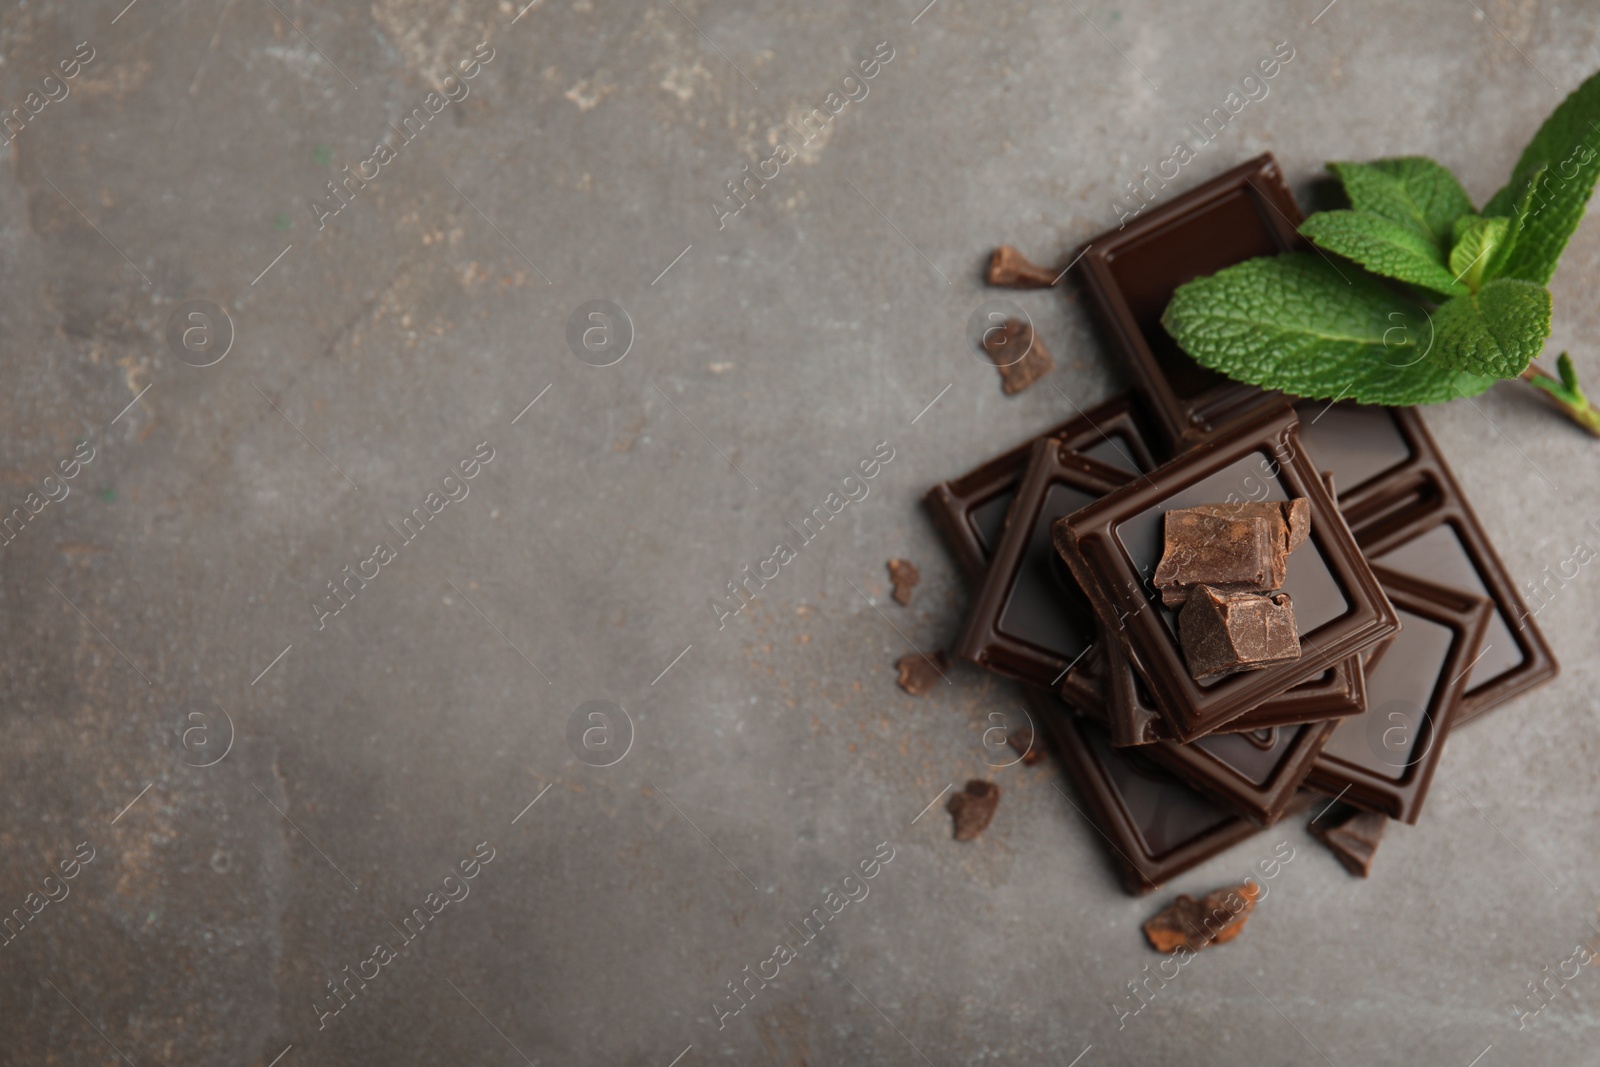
[[1311, 805, 1386, 877], [985, 245, 1058, 288], [1143, 882, 1261, 953], [1178, 586, 1301, 679], [948, 780, 1000, 840], [887, 558, 920, 606], [982, 319, 1055, 395], [895, 652, 948, 696], [1153, 499, 1311, 605], [1007, 726, 1045, 766]]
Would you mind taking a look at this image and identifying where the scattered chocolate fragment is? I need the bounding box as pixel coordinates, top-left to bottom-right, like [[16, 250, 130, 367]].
[[1143, 882, 1261, 953], [1178, 586, 1301, 679], [895, 652, 948, 696], [985, 245, 1058, 288], [983, 319, 1055, 395], [948, 779, 1000, 840], [1310, 804, 1387, 877], [1153, 499, 1310, 606], [1007, 726, 1045, 766], [887, 558, 920, 606]]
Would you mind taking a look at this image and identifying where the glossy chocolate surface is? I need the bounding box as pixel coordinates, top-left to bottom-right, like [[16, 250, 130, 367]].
[[1330, 406, 1558, 723], [1027, 686, 1276, 895], [1077, 154, 1302, 449], [1307, 568, 1493, 823], [954, 438, 1126, 686], [1056, 405, 1398, 742], [923, 395, 1158, 586]]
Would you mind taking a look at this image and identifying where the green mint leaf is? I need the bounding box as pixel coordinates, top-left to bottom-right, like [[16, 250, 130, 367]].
[[1481, 67, 1600, 285], [1483, 164, 1546, 281], [1329, 157, 1475, 248], [1448, 216, 1509, 291], [1299, 210, 1469, 299], [1161, 252, 1495, 406], [1429, 278, 1552, 377]]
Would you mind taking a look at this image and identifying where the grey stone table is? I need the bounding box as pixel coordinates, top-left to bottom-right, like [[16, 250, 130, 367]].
[[1, 0, 1597, 1063]]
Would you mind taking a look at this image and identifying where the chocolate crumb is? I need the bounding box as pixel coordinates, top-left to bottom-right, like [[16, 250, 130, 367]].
[[948, 780, 1000, 840], [887, 558, 920, 606], [1008, 726, 1045, 765], [1310, 805, 1386, 877], [983, 319, 1055, 395], [985, 245, 1059, 288], [895, 652, 948, 696], [1143, 882, 1261, 953]]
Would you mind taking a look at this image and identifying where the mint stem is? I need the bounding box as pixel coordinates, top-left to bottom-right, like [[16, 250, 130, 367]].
[[1520, 356, 1600, 437]]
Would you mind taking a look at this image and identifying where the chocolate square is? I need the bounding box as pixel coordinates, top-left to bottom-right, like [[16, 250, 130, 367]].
[[923, 394, 1159, 587], [1055, 404, 1399, 742], [1077, 153, 1303, 451], [1027, 686, 1305, 894], [1307, 568, 1493, 823]]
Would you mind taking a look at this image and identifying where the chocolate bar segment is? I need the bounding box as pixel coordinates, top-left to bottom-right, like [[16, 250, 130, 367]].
[[1055, 404, 1398, 741], [1178, 587, 1302, 679], [1077, 154, 1302, 450], [1342, 409, 1557, 723], [1307, 568, 1493, 823], [954, 438, 1130, 687], [923, 395, 1159, 586], [1027, 686, 1294, 894]]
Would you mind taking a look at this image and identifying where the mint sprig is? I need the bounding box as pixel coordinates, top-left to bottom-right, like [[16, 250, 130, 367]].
[[1162, 67, 1600, 433]]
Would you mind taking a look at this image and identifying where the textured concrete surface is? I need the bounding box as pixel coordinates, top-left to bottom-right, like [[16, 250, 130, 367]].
[[2, 1, 1599, 1064]]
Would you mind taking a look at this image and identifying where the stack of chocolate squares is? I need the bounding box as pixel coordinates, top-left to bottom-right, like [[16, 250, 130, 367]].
[[925, 154, 1558, 893]]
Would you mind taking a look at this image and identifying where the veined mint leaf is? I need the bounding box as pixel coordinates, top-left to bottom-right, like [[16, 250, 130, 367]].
[[1483, 164, 1546, 281], [1482, 67, 1600, 285], [1299, 210, 1469, 299], [1448, 216, 1509, 291], [1429, 278, 1552, 378], [1161, 252, 1495, 406], [1329, 158, 1475, 248]]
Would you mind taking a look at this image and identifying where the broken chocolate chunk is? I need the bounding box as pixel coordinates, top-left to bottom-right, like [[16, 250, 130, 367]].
[[1310, 804, 1386, 877], [985, 245, 1058, 288], [1007, 726, 1044, 766], [1143, 882, 1261, 953], [947, 779, 1000, 840], [982, 319, 1055, 395], [887, 558, 920, 606], [895, 652, 948, 696], [1153, 499, 1311, 606], [1178, 586, 1301, 679]]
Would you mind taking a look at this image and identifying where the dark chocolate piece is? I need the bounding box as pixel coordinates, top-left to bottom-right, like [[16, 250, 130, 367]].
[[1307, 567, 1492, 823], [1331, 407, 1558, 724], [1178, 587, 1301, 679], [1077, 154, 1302, 451], [895, 652, 948, 696], [986, 245, 1058, 288], [1008, 727, 1045, 766], [923, 394, 1160, 586], [1310, 804, 1386, 877], [1143, 882, 1260, 953], [984, 319, 1055, 395], [1154, 499, 1309, 605], [953, 438, 1130, 687], [887, 558, 920, 606], [1054, 404, 1398, 742], [1028, 685, 1302, 894], [948, 780, 1000, 840]]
